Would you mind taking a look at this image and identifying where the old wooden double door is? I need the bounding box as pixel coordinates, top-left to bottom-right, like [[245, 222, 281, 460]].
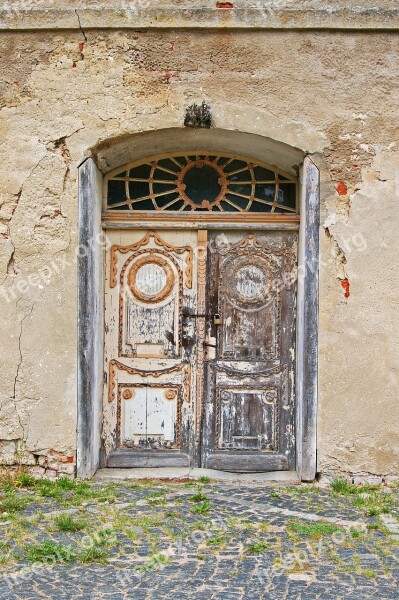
[[103, 228, 297, 472]]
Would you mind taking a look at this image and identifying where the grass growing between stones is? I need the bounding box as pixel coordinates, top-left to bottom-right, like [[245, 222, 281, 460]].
[[330, 478, 394, 517], [25, 540, 77, 563], [197, 476, 212, 484], [245, 540, 270, 553], [188, 492, 209, 503], [190, 501, 211, 515], [287, 520, 344, 540], [53, 513, 88, 532], [0, 471, 119, 509], [0, 491, 32, 514], [207, 531, 228, 549]]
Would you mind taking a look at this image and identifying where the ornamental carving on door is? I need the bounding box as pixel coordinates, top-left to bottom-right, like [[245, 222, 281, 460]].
[[212, 234, 296, 363], [217, 387, 279, 452], [102, 153, 299, 471], [116, 383, 183, 450], [104, 229, 197, 463], [111, 232, 193, 359], [119, 250, 182, 358]]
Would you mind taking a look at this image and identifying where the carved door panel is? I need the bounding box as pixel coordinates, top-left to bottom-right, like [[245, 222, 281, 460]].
[[202, 232, 298, 472], [103, 230, 198, 467]]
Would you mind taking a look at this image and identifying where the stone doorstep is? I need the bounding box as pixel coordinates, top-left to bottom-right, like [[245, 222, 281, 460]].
[[94, 467, 300, 483]]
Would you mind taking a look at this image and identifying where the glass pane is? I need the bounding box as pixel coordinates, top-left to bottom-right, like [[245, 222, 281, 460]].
[[108, 180, 127, 207], [255, 183, 275, 202], [153, 166, 177, 181], [184, 164, 221, 205], [129, 164, 152, 179], [227, 183, 251, 197], [157, 158, 181, 173], [155, 193, 181, 209], [220, 200, 240, 212], [153, 182, 176, 195], [249, 201, 271, 213], [277, 183, 296, 210], [224, 159, 247, 173], [253, 166, 275, 181], [132, 199, 154, 211], [128, 181, 149, 199], [225, 194, 248, 211]]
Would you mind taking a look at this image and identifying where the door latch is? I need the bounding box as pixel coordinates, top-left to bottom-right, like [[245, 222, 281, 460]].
[[182, 310, 222, 324]]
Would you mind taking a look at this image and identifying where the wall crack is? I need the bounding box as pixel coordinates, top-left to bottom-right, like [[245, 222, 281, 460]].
[[75, 10, 88, 43], [12, 299, 35, 440], [323, 225, 349, 299]]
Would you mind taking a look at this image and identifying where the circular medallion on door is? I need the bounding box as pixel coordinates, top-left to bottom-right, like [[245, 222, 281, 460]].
[[128, 256, 175, 303], [228, 259, 272, 311], [234, 265, 269, 304]]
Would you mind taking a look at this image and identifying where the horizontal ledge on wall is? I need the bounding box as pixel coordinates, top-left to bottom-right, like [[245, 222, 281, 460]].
[[102, 221, 300, 231], [1, 8, 399, 31]]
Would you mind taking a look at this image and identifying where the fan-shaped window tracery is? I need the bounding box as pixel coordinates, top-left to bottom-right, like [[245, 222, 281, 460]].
[[105, 153, 298, 215]]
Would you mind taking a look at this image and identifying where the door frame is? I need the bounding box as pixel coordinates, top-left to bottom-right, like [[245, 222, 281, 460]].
[[77, 155, 319, 481]]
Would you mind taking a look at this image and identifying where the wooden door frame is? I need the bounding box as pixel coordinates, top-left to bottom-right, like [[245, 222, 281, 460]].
[[77, 155, 319, 481]]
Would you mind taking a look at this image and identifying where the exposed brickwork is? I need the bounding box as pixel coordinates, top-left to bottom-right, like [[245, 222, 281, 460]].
[[0, 439, 75, 478]]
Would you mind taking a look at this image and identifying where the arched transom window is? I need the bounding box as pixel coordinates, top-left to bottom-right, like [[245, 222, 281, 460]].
[[104, 153, 298, 215]]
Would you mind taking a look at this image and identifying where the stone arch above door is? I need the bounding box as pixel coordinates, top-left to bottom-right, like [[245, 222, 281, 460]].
[[93, 127, 303, 178]]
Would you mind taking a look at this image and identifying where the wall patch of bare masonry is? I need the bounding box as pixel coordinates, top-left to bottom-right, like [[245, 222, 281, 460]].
[[0, 439, 76, 477]]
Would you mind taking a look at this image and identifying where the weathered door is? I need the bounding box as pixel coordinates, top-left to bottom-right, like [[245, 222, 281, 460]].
[[103, 229, 198, 467], [103, 229, 297, 471], [201, 231, 298, 472]]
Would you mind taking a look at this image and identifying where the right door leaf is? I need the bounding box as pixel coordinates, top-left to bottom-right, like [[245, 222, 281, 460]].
[[202, 231, 298, 472]]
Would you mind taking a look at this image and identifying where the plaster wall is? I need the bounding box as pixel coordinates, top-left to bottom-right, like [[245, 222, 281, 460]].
[[0, 20, 398, 478]]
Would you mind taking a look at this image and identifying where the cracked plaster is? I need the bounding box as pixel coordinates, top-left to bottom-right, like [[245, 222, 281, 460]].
[[0, 21, 397, 477]]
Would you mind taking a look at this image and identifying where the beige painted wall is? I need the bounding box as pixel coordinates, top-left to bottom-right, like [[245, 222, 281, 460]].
[[0, 20, 398, 478]]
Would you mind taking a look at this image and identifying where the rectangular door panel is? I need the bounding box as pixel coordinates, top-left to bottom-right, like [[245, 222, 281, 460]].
[[219, 388, 278, 451]]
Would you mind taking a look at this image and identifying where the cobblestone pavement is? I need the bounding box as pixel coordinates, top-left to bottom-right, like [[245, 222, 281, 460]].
[[0, 474, 398, 599]]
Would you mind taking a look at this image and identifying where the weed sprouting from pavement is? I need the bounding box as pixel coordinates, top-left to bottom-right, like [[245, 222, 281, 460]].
[[25, 540, 76, 563], [190, 501, 211, 515], [287, 520, 344, 540], [189, 492, 209, 503], [53, 513, 88, 532], [197, 476, 212, 484], [245, 541, 270, 553]]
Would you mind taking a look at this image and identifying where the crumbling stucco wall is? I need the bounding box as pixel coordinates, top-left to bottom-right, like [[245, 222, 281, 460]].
[[0, 16, 398, 478]]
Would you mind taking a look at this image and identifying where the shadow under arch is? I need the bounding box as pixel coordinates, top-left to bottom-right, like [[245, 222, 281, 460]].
[[77, 127, 319, 482], [91, 127, 304, 177]]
